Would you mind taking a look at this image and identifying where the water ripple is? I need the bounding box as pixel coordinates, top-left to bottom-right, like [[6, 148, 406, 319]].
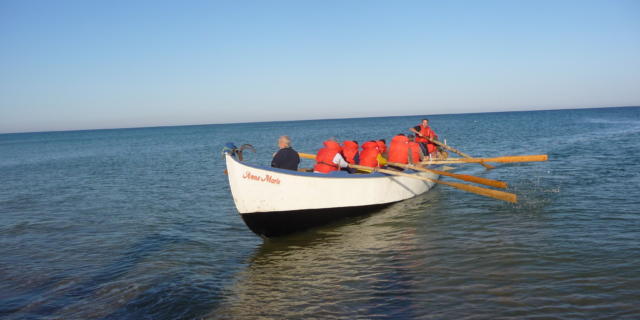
[[2, 108, 640, 319]]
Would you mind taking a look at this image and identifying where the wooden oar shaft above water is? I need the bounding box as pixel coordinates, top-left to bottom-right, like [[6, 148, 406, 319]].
[[302, 152, 508, 188], [299, 152, 316, 160], [422, 154, 548, 164], [299, 152, 516, 203], [387, 162, 508, 189], [348, 163, 517, 203], [424, 137, 495, 169]]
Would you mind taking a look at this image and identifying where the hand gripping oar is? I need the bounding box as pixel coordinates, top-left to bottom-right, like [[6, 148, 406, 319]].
[[387, 162, 508, 189], [348, 164, 517, 203], [424, 137, 495, 170]]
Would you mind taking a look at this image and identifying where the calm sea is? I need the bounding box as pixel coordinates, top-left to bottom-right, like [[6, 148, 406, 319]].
[[1, 107, 639, 319]]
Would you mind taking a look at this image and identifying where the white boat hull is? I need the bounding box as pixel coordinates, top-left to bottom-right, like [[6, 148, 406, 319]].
[[224, 152, 438, 237]]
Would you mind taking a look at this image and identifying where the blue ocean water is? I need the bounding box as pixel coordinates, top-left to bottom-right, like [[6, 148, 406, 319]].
[[1, 107, 639, 319]]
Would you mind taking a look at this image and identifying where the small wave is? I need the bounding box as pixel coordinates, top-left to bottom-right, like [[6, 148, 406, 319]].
[[582, 117, 640, 125]]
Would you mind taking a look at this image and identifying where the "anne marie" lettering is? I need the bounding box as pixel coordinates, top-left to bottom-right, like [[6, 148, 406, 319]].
[[242, 171, 281, 185]]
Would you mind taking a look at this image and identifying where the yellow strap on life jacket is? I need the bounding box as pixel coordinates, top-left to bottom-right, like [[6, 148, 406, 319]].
[[377, 154, 387, 166]]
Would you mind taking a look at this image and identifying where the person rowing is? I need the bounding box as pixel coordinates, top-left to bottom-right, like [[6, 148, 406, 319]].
[[410, 118, 438, 158], [313, 139, 350, 173], [407, 134, 424, 163], [387, 133, 411, 168], [387, 133, 425, 170], [359, 140, 381, 168], [341, 140, 360, 164], [376, 139, 387, 158]]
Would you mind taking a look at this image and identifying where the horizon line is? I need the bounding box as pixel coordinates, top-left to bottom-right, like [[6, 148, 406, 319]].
[[2, 105, 638, 135]]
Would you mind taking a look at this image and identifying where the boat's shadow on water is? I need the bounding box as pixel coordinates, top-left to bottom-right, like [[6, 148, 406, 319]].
[[207, 189, 447, 319]]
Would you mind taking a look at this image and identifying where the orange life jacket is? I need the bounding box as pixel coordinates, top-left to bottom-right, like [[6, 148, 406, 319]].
[[388, 135, 410, 164], [359, 141, 380, 167], [415, 125, 438, 153], [376, 140, 387, 155], [427, 143, 437, 154], [314, 140, 342, 173], [408, 141, 422, 163], [342, 140, 359, 164], [415, 125, 436, 142]]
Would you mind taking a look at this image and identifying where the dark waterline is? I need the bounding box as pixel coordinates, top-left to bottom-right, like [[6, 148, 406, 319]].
[[1, 107, 639, 319]]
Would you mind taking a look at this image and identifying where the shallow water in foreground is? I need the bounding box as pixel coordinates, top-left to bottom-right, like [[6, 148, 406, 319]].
[[1, 107, 639, 319]]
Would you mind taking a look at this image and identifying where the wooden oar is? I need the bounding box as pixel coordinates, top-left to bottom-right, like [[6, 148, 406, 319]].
[[349, 164, 517, 203], [302, 152, 507, 188], [421, 154, 548, 164], [424, 137, 495, 169], [299, 152, 316, 160], [387, 162, 508, 189], [299, 152, 516, 202]]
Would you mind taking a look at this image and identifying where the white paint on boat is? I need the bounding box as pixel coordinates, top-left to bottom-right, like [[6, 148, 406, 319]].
[[225, 153, 439, 214]]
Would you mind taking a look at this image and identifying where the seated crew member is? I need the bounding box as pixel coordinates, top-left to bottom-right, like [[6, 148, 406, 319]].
[[409, 118, 438, 157], [376, 139, 387, 157], [407, 134, 424, 164], [271, 135, 300, 171], [342, 140, 360, 165], [313, 139, 350, 173], [359, 141, 381, 168], [387, 133, 411, 166]]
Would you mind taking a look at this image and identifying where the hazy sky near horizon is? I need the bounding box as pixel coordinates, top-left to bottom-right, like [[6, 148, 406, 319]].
[[1, 0, 639, 133]]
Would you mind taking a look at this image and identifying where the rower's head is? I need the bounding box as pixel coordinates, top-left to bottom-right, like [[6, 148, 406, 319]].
[[408, 134, 415, 141], [278, 135, 291, 149], [421, 119, 429, 127]]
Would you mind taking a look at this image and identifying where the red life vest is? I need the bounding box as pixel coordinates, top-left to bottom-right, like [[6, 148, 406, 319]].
[[408, 141, 422, 163], [314, 140, 342, 173], [359, 141, 380, 167], [415, 125, 438, 153], [376, 140, 387, 155], [415, 125, 436, 142], [427, 142, 437, 154], [388, 135, 410, 164], [342, 140, 359, 164]]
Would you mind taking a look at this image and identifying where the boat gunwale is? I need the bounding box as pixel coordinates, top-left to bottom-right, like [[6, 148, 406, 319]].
[[226, 152, 423, 180]]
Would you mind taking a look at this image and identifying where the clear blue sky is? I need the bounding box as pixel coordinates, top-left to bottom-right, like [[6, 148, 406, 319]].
[[1, 0, 639, 133]]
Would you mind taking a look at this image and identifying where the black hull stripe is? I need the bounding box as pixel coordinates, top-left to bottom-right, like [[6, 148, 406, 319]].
[[240, 203, 396, 238]]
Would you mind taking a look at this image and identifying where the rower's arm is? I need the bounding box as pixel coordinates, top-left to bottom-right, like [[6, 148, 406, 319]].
[[333, 153, 350, 168], [409, 127, 421, 136]]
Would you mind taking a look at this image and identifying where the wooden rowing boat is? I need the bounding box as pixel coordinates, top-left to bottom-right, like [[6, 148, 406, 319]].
[[224, 150, 439, 237]]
